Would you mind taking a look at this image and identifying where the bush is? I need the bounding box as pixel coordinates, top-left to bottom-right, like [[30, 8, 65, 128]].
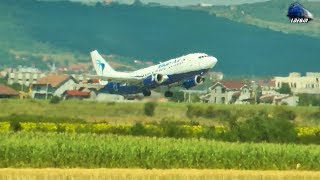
[[298, 94, 320, 106], [10, 120, 21, 132], [186, 105, 204, 118], [159, 119, 189, 138], [144, 102, 157, 116], [233, 115, 297, 143], [187, 105, 232, 121], [131, 122, 146, 136], [50, 96, 61, 104], [308, 111, 320, 120], [272, 107, 296, 120]]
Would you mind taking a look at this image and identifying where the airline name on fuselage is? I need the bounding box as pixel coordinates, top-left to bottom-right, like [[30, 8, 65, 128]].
[[158, 58, 182, 69]]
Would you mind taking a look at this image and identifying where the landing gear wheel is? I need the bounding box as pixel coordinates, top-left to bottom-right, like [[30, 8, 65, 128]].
[[164, 91, 173, 98], [142, 90, 151, 97]]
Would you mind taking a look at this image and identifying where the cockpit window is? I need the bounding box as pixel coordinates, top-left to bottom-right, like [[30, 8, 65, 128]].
[[199, 55, 208, 59]]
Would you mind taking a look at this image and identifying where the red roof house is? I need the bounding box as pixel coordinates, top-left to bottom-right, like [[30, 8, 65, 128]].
[[62, 90, 90, 100], [0, 84, 19, 98]]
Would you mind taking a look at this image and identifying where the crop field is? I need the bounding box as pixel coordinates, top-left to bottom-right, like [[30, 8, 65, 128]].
[[1, 169, 320, 180], [0, 132, 320, 170], [1, 99, 320, 178], [0, 99, 319, 126]]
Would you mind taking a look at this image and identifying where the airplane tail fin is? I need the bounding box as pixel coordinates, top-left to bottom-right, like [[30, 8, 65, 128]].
[[90, 50, 116, 76]]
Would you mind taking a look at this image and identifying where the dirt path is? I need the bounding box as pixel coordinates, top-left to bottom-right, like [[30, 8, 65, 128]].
[[1, 169, 320, 180]]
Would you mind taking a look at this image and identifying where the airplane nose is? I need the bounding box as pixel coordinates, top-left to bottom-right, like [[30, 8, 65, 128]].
[[199, 56, 218, 69], [209, 57, 217, 67], [212, 57, 217, 65]]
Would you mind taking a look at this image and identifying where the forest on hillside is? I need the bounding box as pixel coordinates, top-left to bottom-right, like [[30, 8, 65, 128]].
[[0, 0, 319, 75]]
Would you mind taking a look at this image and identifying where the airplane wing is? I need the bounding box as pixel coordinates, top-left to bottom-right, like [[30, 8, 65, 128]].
[[88, 75, 143, 85], [90, 50, 168, 86]]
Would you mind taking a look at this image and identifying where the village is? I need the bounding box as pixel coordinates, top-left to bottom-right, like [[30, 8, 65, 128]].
[[0, 64, 319, 106]]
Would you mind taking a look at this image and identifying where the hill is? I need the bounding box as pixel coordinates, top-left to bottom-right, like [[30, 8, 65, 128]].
[[0, 0, 320, 75], [188, 0, 320, 39]]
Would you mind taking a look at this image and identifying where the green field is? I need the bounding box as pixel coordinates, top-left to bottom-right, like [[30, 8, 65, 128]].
[[0, 132, 319, 170], [1, 99, 319, 171], [0, 99, 319, 126]]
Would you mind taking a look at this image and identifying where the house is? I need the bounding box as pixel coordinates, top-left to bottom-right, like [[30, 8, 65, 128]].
[[0, 84, 19, 98], [202, 81, 251, 104], [62, 90, 90, 100], [71, 74, 90, 82], [32, 74, 77, 99], [259, 93, 299, 106], [275, 72, 320, 94], [274, 95, 299, 106], [256, 79, 276, 93], [69, 63, 89, 73]]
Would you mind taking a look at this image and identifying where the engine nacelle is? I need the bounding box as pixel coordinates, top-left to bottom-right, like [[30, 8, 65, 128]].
[[182, 75, 204, 89], [143, 74, 165, 87]]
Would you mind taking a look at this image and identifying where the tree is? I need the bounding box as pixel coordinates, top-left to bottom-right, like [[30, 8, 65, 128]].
[[298, 94, 320, 106], [277, 83, 292, 95]]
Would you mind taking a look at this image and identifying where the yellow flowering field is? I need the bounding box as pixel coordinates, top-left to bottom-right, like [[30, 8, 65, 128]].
[[1, 121, 319, 140]]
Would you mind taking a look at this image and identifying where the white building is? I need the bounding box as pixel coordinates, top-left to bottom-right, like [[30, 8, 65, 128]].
[[202, 81, 251, 104], [7, 67, 46, 87], [274, 72, 320, 94], [32, 74, 77, 99]]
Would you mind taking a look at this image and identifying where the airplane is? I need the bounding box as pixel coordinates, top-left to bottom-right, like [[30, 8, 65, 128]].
[[90, 50, 217, 97]]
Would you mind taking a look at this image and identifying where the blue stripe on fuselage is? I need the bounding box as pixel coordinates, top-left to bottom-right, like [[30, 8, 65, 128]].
[[99, 69, 210, 95], [162, 68, 210, 86]]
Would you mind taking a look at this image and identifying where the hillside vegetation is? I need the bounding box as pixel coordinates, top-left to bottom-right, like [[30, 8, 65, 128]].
[[190, 0, 320, 39], [0, 0, 319, 75]]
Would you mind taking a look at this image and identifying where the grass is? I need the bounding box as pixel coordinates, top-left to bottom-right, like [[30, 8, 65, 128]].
[[1, 169, 320, 180], [0, 99, 319, 126]]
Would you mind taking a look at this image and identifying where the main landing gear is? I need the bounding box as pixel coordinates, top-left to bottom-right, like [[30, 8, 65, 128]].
[[142, 89, 151, 97]]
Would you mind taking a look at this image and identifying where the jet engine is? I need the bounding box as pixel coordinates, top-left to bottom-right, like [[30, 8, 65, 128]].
[[182, 75, 204, 89], [143, 74, 165, 87]]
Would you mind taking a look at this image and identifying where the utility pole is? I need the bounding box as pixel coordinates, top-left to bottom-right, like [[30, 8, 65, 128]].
[[45, 83, 48, 99]]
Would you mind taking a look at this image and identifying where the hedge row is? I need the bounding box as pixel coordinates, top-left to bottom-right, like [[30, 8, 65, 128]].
[[0, 120, 319, 144], [186, 105, 296, 121]]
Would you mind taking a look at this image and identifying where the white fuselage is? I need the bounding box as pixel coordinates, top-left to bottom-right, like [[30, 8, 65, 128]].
[[121, 53, 217, 78]]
